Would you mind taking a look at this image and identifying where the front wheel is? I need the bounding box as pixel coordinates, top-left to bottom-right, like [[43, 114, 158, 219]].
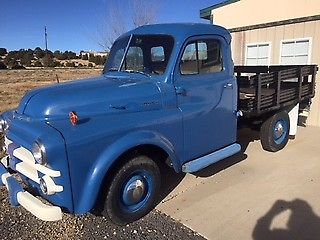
[[260, 111, 290, 152], [101, 155, 161, 225]]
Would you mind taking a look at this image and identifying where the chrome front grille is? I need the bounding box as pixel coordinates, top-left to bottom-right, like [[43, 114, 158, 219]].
[[2, 136, 62, 192]]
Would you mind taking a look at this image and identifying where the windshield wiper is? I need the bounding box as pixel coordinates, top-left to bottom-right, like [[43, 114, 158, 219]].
[[123, 69, 150, 77], [108, 68, 119, 72]]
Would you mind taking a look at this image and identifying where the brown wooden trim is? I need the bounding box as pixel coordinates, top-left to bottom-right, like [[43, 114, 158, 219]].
[[229, 15, 320, 32]]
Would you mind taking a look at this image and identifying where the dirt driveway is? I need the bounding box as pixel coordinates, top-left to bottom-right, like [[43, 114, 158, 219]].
[[157, 126, 320, 240]]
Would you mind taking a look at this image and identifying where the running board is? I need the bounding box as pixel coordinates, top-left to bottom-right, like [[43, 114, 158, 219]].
[[182, 143, 241, 173]]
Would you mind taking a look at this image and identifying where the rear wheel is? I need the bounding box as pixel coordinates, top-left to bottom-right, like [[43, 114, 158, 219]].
[[260, 111, 290, 152], [100, 155, 161, 225]]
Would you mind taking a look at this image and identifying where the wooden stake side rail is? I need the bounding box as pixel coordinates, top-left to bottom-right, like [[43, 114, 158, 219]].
[[235, 65, 318, 117]]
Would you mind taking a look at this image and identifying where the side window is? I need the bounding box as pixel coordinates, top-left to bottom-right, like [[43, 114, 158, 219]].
[[180, 42, 198, 74], [199, 40, 223, 74], [180, 39, 223, 75], [198, 42, 208, 60], [124, 47, 144, 72], [151, 46, 165, 62]]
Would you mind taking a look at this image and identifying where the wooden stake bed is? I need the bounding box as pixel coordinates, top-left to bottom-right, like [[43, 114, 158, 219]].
[[235, 65, 318, 117]]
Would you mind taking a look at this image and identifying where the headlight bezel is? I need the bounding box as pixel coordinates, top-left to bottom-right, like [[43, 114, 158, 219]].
[[0, 117, 7, 132], [32, 141, 47, 165], [39, 178, 48, 194]]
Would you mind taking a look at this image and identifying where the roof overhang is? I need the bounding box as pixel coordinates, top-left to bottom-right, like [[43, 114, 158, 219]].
[[200, 0, 240, 20]]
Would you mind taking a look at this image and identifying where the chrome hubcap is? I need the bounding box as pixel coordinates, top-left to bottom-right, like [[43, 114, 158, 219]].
[[122, 176, 147, 206], [274, 122, 284, 139]]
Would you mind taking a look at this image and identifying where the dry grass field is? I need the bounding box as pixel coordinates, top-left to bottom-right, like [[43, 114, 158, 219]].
[[0, 69, 102, 113]]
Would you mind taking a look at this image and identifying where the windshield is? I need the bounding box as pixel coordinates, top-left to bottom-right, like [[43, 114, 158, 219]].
[[104, 35, 174, 76]]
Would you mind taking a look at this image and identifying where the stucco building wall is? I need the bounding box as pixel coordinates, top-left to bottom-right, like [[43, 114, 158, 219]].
[[205, 0, 320, 126]]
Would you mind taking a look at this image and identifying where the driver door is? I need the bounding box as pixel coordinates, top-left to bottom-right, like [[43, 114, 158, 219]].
[[174, 36, 237, 162]]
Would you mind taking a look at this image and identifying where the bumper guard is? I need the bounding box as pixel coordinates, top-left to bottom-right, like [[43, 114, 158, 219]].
[[0, 159, 62, 221]]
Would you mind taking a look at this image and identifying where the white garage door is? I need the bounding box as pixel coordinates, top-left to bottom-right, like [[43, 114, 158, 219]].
[[246, 43, 270, 66], [280, 39, 311, 65]]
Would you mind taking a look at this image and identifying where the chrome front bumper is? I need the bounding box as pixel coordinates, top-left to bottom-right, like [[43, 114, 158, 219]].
[[0, 136, 63, 221], [0, 160, 62, 221]]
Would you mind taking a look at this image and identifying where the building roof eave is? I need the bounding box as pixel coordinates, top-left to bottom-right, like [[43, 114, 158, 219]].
[[200, 0, 240, 20]]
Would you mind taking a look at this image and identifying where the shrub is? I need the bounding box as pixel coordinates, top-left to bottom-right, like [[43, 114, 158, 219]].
[[88, 53, 95, 63], [65, 61, 75, 68], [0, 48, 7, 56], [87, 55, 107, 65], [82, 54, 88, 60], [52, 61, 61, 67], [0, 61, 7, 69], [43, 55, 55, 67], [34, 47, 45, 59], [53, 50, 65, 60], [4, 58, 18, 68], [63, 51, 77, 60], [11, 64, 26, 70], [20, 55, 32, 67], [33, 60, 43, 67]]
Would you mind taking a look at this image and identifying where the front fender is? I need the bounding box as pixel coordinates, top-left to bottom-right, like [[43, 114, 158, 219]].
[[75, 130, 180, 214]]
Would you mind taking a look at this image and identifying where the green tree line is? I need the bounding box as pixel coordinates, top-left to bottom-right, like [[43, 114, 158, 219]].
[[0, 47, 108, 69]]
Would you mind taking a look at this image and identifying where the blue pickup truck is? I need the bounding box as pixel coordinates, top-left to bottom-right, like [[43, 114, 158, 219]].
[[0, 23, 317, 225]]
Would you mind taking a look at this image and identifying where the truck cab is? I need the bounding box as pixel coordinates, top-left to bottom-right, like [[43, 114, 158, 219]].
[[0, 23, 316, 225], [103, 23, 239, 166]]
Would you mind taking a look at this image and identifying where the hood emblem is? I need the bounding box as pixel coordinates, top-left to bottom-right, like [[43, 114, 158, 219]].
[[69, 111, 79, 125]]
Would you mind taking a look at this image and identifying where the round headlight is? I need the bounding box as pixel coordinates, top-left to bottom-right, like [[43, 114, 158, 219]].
[[40, 178, 48, 194], [0, 117, 6, 132], [32, 141, 47, 165]]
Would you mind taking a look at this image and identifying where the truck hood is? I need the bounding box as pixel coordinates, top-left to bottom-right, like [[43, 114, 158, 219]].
[[17, 75, 163, 120]]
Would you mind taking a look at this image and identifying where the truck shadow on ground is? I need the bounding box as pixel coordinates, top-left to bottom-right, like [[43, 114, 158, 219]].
[[193, 128, 259, 178], [156, 165, 186, 204], [156, 128, 260, 203], [252, 199, 320, 240]]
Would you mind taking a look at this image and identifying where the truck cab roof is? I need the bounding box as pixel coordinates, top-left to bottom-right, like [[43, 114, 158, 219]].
[[121, 23, 231, 44]]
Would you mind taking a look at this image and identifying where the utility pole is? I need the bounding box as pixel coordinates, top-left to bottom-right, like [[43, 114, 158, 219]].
[[44, 26, 48, 52]]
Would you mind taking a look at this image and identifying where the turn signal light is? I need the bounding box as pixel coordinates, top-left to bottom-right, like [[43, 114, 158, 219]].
[[69, 111, 78, 126]]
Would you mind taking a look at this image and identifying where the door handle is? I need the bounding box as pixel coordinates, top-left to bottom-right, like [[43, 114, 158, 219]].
[[110, 104, 127, 110], [224, 83, 233, 89], [175, 87, 187, 96]]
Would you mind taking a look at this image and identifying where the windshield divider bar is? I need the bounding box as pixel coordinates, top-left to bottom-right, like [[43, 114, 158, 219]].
[[118, 34, 133, 72]]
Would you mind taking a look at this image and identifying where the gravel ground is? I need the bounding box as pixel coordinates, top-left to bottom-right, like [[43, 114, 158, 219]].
[[0, 187, 205, 240]]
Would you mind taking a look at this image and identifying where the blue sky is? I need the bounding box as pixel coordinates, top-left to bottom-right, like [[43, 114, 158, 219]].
[[1, 0, 222, 53]]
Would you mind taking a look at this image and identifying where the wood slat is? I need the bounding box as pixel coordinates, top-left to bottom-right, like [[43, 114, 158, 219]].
[[236, 65, 317, 116]]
